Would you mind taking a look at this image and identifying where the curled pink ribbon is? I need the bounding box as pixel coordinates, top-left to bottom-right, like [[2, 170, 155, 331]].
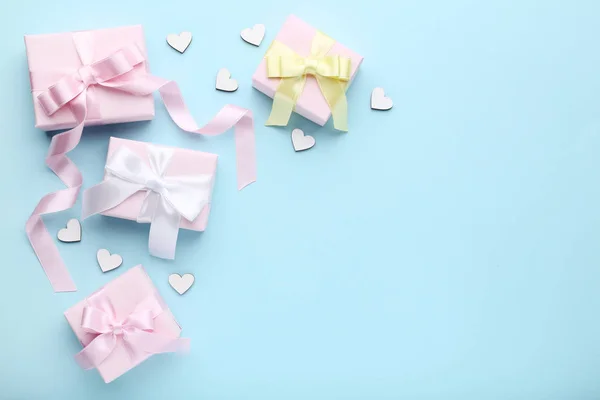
[[26, 32, 256, 292], [75, 292, 189, 370]]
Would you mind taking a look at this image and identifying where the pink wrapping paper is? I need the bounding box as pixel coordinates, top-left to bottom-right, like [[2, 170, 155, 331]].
[[101, 137, 217, 231], [64, 266, 182, 383], [252, 15, 364, 126], [25, 25, 154, 131]]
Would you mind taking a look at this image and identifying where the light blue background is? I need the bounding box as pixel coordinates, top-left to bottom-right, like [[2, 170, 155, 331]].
[[1, 0, 600, 398]]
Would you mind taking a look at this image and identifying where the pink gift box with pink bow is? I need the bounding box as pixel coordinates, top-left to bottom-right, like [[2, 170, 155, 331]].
[[64, 266, 189, 383], [252, 15, 364, 128], [82, 137, 218, 259], [25, 25, 154, 131]]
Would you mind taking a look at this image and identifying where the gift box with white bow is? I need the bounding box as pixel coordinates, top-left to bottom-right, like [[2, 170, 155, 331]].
[[64, 265, 189, 383], [82, 137, 217, 259], [252, 15, 363, 132]]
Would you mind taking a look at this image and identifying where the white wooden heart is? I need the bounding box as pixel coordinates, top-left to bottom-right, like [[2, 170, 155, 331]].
[[291, 128, 315, 152], [371, 87, 393, 111], [215, 68, 238, 92], [96, 249, 123, 273], [169, 273, 195, 295], [240, 24, 265, 46], [57, 218, 81, 243], [166, 31, 192, 53]]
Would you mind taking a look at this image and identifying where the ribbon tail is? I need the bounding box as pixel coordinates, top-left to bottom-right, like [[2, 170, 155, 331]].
[[315, 76, 348, 132], [126, 330, 190, 361], [157, 79, 256, 190], [74, 333, 117, 370], [147, 197, 182, 259], [81, 178, 144, 219], [103, 74, 256, 190], [265, 77, 306, 128], [25, 92, 88, 292]]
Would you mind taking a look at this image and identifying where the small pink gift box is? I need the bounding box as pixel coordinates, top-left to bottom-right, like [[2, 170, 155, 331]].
[[252, 15, 363, 127], [64, 266, 187, 383], [100, 137, 216, 232], [25, 25, 154, 131], [82, 137, 217, 259]]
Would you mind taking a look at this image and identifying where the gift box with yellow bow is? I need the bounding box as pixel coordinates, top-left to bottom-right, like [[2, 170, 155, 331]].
[[252, 15, 363, 132]]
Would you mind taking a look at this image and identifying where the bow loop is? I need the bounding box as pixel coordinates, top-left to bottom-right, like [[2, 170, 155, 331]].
[[81, 304, 115, 335], [104, 147, 155, 184], [123, 309, 156, 332], [159, 173, 213, 222], [37, 74, 87, 116], [91, 45, 145, 82], [266, 55, 351, 80], [316, 55, 351, 80]]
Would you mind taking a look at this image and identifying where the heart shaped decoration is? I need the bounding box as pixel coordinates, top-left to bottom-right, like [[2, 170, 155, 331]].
[[240, 24, 265, 46], [215, 68, 239, 92], [96, 249, 123, 273], [166, 31, 193, 53], [57, 218, 81, 243], [371, 87, 393, 111], [169, 273, 195, 295], [291, 128, 315, 152]]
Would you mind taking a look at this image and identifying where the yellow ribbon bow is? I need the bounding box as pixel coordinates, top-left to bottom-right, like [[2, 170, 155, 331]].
[[265, 31, 352, 132]]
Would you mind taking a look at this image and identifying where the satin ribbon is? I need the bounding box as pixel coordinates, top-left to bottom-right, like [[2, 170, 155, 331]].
[[75, 291, 189, 370], [26, 32, 257, 292], [265, 31, 351, 131], [82, 145, 212, 259]]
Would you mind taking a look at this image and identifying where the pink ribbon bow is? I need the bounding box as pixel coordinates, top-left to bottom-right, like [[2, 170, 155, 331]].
[[36, 43, 147, 116], [26, 32, 257, 292], [75, 293, 189, 370]]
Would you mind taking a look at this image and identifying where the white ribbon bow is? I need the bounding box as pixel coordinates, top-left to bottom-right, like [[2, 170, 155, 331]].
[[82, 145, 212, 259]]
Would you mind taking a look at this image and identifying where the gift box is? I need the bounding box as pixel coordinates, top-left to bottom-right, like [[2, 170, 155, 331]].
[[25, 25, 154, 131], [99, 137, 216, 232], [252, 15, 363, 130], [64, 265, 188, 383], [82, 137, 217, 259]]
